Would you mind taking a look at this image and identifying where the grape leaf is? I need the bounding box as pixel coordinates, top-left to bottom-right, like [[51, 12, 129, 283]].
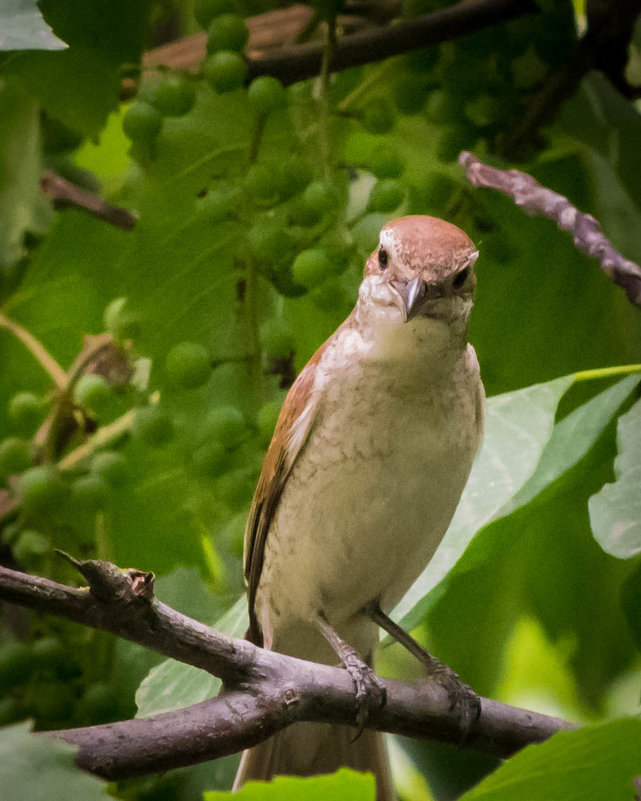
[[0, 721, 106, 801], [0, 0, 66, 51], [459, 718, 641, 801], [205, 769, 375, 801], [589, 396, 641, 558]]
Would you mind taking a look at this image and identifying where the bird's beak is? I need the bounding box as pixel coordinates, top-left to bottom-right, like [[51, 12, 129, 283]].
[[393, 276, 426, 322]]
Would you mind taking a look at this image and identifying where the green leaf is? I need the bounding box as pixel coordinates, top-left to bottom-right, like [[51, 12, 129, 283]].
[[460, 718, 641, 801], [0, 0, 67, 51], [135, 595, 248, 717], [205, 769, 376, 800], [394, 375, 574, 631], [0, 721, 106, 801], [589, 397, 641, 558]]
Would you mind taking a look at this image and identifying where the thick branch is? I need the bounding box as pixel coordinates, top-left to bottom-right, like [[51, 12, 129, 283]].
[[460, 151, 641, 307], [0, 560, 574, 779]]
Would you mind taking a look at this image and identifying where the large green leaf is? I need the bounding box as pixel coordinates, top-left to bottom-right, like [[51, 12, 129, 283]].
[[0, 722, 107, 801], [0, 0, 66, 51], [589, 397, 641, 559], [205, 769, 375, 801], [460, 718, 641, 801]]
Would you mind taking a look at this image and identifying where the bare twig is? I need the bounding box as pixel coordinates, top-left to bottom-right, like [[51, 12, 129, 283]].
[[141, 0, 538, 85], [0, 311, 68, 390], [0, 559, 574, 780], [459, 151, 641, 307], [40, 171, 137, 231]]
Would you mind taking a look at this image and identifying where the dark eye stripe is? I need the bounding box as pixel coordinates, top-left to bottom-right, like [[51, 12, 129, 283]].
[[452, 266, 469, 288], [378, 247, 389, 269]]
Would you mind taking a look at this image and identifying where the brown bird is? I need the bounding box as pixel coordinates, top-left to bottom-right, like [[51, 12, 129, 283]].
[[234, 215, 485, 800]]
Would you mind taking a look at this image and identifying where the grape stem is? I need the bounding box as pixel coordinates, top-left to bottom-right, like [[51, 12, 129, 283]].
[[57, 409, 136, 472], [0, 311, 68, 390], [319, 13, 337, 183]]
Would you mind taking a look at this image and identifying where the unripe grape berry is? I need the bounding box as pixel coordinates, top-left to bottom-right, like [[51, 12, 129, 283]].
[[291, 180, 335, 226], [31, 636, 67, 669], [190, 439, 231, 478], [17, 466, 67, 516], [103, 297, 141, 341], [144, 74, 195, 117], [369, 145, 404, 179], [247, 219, 291, 261], [204, 406, 246, 449], [0, 437, 31, 480], [425, 89, 462, 124], [292, 249, 332, 289], [195, 0, 237, 29], [361, 99, 394, 134], [90, 451, 128, 487], [73, 374, 112, 414], [206, 14, 249, 54], [204, 51, 248, 93], [247, 76, 286, 117], [71, 474, 110, 513], [8, 392, 43, 435], [244, 163, 281, 206], [367, 179, 405, 213], [261, 319, 295, 359], [13, 530, 49, 566], [215, 468, 255, 509], [257, 400, 282, 443], [133, 407, 174, 447], [122, 102, 163, 143], [279, 156, 313, 199], [165, 341, 211, 389]]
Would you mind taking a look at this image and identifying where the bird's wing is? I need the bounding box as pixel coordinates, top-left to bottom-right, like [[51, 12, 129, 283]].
[[243, 335, 333, 646]]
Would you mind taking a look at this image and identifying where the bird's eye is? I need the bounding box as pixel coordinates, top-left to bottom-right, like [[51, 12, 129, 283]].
[[378, 247, 389, 269], [452, 266, 469, 289]]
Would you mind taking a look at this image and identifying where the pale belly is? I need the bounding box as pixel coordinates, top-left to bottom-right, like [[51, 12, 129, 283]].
[[254, 349, 482, 659]]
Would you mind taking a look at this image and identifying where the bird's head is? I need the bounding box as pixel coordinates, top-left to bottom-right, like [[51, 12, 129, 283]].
[[359, 215, 478, 326]]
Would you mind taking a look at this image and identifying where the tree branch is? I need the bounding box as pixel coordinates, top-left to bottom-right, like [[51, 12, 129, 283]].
[[40, 171, 137, 231], [460, 151, 641, 307], [0, 559, 574, 780]]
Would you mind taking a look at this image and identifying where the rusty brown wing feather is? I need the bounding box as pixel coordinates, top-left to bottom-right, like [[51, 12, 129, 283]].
[[243, 341, 329, 646]]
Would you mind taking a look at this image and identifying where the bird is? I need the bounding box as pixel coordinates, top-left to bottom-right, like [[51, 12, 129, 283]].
[[233, 215, 485, 800]]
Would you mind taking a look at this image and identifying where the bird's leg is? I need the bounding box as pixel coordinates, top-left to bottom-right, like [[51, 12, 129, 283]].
[[314, 610, 386, 734], [363, 601, 480, 736]]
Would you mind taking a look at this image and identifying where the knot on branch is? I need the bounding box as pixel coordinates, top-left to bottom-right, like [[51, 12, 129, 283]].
[[56, 550, 156, 603]]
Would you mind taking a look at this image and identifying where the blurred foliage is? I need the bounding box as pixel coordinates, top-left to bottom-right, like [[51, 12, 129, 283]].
[[0, 0, 640, 800]]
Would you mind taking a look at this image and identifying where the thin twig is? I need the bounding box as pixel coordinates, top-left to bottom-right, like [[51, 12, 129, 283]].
[[40, 171, 137, 231], [0, 312, 68, 390], [459, 151, 641, 307], [0, 559, 575, 781]]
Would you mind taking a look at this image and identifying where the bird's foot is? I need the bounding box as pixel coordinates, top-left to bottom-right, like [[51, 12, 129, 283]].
[[430, 659, 481, 740], [340, 646, 387, 737]]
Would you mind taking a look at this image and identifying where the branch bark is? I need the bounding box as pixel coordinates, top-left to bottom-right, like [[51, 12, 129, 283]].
[[460, 151, 641, 307], [0, 559, 574, 780]]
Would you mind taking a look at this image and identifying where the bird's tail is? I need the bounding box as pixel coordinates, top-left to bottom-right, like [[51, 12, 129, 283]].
[[233, 722, 395, 801]]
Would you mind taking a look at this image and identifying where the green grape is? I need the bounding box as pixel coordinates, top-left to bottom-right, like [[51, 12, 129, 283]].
[[143, 74, 196, 117], [290, 180, 335, 226], [197, 183, 241, 222], [247, 76, 286, 117], [464, 94, 507, 129], [206, 14, 249, 54], [247, 218, 293, 262], [361, 99, 395, 134], [0, 437, 31, 480], [369, 145, 404, 179], [8, 392, 43, 435], [292, 249, 332, 289], [261, 319, 295, 359], [133, 407, 174, 447], [424, 89, 463, 124], [71, 474, 110, 513], [244, 163, 281, 206], [165, 341, 211, 389], [0, 641, 33, 690], [204, 51, 248, 93], [367, 179, 405, 213], [75, 682, 119, 724], [13, 529, 49, 564], [103, 296, 141, 341], [279, 156, 313, 199], [73, 374, 112, 414], [436, 125, 474, 163], [90, 451, 128, 487], [309, 279, 350, 313], [122, 102, 163, 143], [215, 469, 255, 510], [195, 0, 237, 29], [190, 439, 231, 478], [257, 400, 282, 444], [31, 636, 68, 670], [17, 466, 66, 516], [204, 406, 246, 449]]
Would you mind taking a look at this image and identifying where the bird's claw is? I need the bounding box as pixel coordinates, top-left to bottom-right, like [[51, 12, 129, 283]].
[[432, 661, 481, 741], [341, 649, 386, 740]]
